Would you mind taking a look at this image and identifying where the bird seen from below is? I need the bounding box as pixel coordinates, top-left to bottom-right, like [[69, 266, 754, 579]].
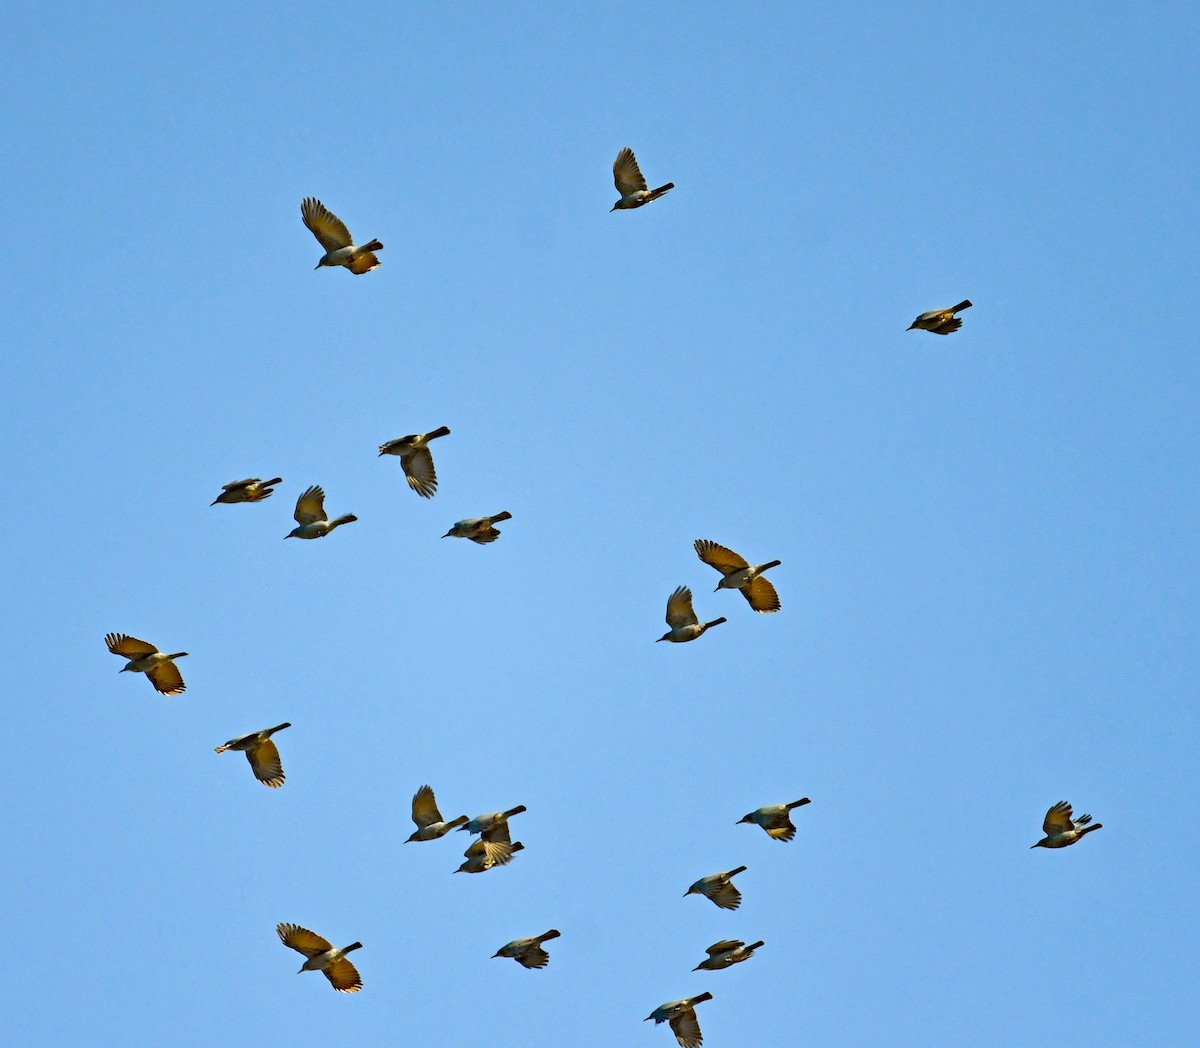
[[694, 539, 782, 613], [210, 477, 282, 505], [276, 923, 363, 993], [737, 798, 811, 841], [657, 586, 727, 643], [693, 939, 764, 971], [907, 299, 972, 334], [300, 197, 382, 274], [442, 511, 512, 544], [685, 867, 748, 910], [379, 426, 451, 498], [406, 784, 468, 842], [456, 840, 524, 874], [645, 992, 713, 1048], [214, 723, 291, 788], [460, 806, 528, 836], [611, 147, 674, 210], [492, 929, 561, 969], [1030, 801, 1103, 849], [285, 485, 357, 540], [105, 633, 188, 696]]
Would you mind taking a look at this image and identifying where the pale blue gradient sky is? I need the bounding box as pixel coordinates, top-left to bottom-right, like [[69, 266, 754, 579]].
[[3, 3, 1197, 1045]]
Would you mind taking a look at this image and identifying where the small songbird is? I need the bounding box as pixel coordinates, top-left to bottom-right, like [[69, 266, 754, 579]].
[[684, 867, 747, 910], [645, 993, 713, 1048], [210, 477, 283, 505], [459, 806, 527, 837], [442, 511, 512, 544], [657, 586, 726, 644], [301, 197, 382, 274], [693, 939, 764, 972], [694, 539, 782, 613], [456, 840, 524, 874], [1030, 801, 1103, 849], [907, 299, 972, 334], [285, 485, 357, 540], [214, 723, 292, 788], [737, 798, 811, 842], [105, 633, 188, 696], [406, 785, 468, 842], [378, 426, 451, 498], [492, 929, 561, 969], [276, 923, 363, 992], [611, 148, 674, 210]]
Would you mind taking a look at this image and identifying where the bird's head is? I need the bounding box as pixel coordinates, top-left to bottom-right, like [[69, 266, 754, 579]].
[[1030, 840, 1045, 849], [119, 664, 131, 673], [404, 831, 420, 843], [737, 813, 754, 824], [297, 965, 306, 974], [210, 497, 221, 506], [683, 884, 699, 897], [906, 322, 918, 331], [284, 528, 300, 540], [491, 950, 503, 959], [657, 632, 672, 643], [442, 529, 455, 538]]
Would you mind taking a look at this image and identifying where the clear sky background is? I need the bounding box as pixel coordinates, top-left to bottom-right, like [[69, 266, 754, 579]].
[[3, 3, 1197, 1045]]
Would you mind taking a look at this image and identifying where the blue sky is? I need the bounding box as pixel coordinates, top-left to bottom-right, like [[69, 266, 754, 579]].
[[3, 3, 1197, 1044]]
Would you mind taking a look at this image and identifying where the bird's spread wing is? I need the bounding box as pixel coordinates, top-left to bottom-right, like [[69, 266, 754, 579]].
[[480, 818, 512, 846], [146, 659, 186, 696], [247, 739, 285, 788], [743, 574, 781, 613], [470, 526, 501, 544], [707, 940, 742, 955], [518, 944, 551, 969], [669, 1008, 703, 1048], [1043, 801, 1074, 835], [222, 479, 256, 491], [277, 923, 333, 958], [613, 148, 647, 196], [666, 586, 698, 628], [694, 539, 749, 574], [765, 819, 795, 841], [465, 838, 514, 865], [324, 956, 362, 993], [412, 785, 443, 828], [294, 485, 327, 525], [106, 633, 158, 658], [402, 447, 438, 498], [712, 881, 742, 910], [346, 250, 380, 275], [301, 198, 353, 252]]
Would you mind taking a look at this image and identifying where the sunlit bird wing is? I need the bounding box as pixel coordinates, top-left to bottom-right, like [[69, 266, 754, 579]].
[[402, 447, 438, 498], [694, 539, 749, 574], [669, 1008, 703, 1048], [247, 739, 285, 788], [613, 147, 648, 196], [412, 785, 443, 828], [1043, 801, 1075, 835], [324, 956, 362, 993], [743, 574, 780, 613], [707, 939, 742, 955], [105, 633, 158, 658], [146, 659, 186, 696], [665, 586, 699, 629], [277, 923, 334, 958], [301, 198, 354, 252], [294, 485, 327, 525]]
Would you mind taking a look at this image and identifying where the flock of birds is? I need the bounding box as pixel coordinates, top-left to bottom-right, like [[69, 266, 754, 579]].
[[101, 148, 1101, 1048]]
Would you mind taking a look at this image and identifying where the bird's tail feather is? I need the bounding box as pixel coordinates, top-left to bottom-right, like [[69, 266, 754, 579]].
[[705, 617, 728, 629], [362, 240, 383, 252], [787, 798, 811, 809], [692, 991, 714, 1004], [951, 299, 972, 313], [492, 511, 513, 523], [504, 805, 527, 818], [761, 560, 782, 571], [343, 942, 364, 953], [729, 865, 747, 876], [1080, 822, 1103, 835], [747, 940, 765, 950], [428, 426, 451, 440], [167, 652, 189, 660], [648, 183, 674, 201], [268, 722, 292, 735], [331, 514, 358, 528], [263, 478, 283, 487], [538, 929, 561, 942]]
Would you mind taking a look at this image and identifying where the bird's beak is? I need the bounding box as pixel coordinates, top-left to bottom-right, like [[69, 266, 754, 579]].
[[210, 498, 220, 506], [119, 666, 129, 673], [313, 262, 321, 270], [714, 584, 721, 592], [1029, 843, 1038, 849], [491, 952, 502, 958], [906, 323, 916, 331], [610, 204, 618, 212], [692, 965, 701, 971], [297, 967, 305, 974], [442, 531, 452, 538]]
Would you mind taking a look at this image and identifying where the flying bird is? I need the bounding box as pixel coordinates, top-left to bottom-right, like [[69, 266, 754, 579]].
[[301, 197, 382, 274], [684, 867, 747, 910], [907, 299, 972, 334], [737, 798, 811, 842], [459, 806, 527, 837], [214, 723, 291, 788], [210, 477, 283, 505], [285, 485, 357, 540], [657, 586, 726, 643], [379, 426, 451, 498], [442, 511, 512, 544], [456, 840, 524, 874], [492, 929, 561, 969], [611, 148, 674, 210], [694, 539, 782, 613], [406, 784, 468, 842], [645, 993, 713, 1048], [276, 923, 363, 993], [1030, 801, 1103, 849], [693, 939, 764, 971], [104, 633, 188, 696]]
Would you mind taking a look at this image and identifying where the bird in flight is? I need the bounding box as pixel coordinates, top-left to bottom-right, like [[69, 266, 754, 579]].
[[684, 867, 748, 910], [105, 633, 188, 696], [907, 299, 972, 334], [379, 427, 451, 498], [210, 477, 282, 505], [694, 539, 782, 613], [406, 784, 468, 842], [214, 723, 291, 788], [611, 148, 674, 210], [657, 586, 726, 643], [301, 197, 382, 274], [285, 485, 357, 540], [693, 939, 764, 971], [1030, 801, 1103, 849], [645, 993, 713, 1048], [492, 929, 561, 969], [737, 798, 811, 841], [442, 511, 512, 544], [276, 923, 363, 992]]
